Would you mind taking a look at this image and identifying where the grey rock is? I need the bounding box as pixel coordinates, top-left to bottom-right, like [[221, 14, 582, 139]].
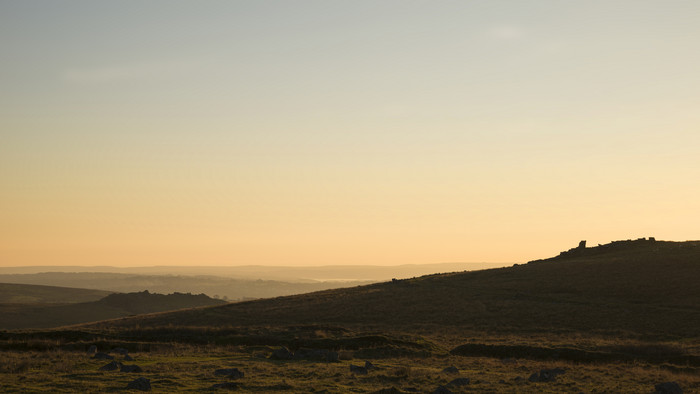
[[99, 361, 121, 371], [214, 368, 244, 379], [432, 386, 453, 394], [120, 364, 143, 373], [112, 347, 129, 355], [447, 378, 470, 387], [539, 368, 565, 382], [529, 368, 565, 382], [269, 347, 293, 360], [441, 366, 459, 374], [655, 382, 683, 394], [292, 348, 339, 362], [211, 382, 238, 390], [93, 352, 113, 360], [325, 351, 340, 362], [126, 377, 151, 391], [349, 364, 368, 375], [372, 387, 402, 394]]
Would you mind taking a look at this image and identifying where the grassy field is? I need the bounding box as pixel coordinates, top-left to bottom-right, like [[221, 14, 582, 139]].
[[0, 330, 697, 393], [2, 239, 699, 392]]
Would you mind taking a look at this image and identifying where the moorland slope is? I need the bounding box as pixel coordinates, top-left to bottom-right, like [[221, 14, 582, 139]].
[[0, 290, 226, 330], [87, 239, 700, 339], [0, 283, 113, 303]]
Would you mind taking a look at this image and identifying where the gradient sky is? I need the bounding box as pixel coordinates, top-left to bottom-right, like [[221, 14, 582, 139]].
[[2, 1, 700, 267]]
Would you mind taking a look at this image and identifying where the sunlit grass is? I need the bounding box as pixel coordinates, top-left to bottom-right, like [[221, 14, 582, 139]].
[[1, 341, 699, 393]]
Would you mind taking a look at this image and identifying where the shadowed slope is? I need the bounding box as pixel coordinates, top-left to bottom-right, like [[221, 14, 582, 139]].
[[0, 291, 226, 330], [0, 283, 113, 303], [86, 240, 700, 338]]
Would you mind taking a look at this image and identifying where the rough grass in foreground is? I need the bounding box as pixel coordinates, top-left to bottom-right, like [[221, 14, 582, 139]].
[[1, 345, 699, 393], [1, 325, 700, 393]]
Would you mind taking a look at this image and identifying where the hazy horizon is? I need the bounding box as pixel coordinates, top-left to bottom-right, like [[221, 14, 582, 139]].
[[2, 1, 699, 268], [0, 262, 510, 282]]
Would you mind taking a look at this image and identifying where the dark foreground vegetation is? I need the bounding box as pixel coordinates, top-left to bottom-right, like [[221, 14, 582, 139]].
[[1, 239, 699, 392], [0, 325, 696, 392]]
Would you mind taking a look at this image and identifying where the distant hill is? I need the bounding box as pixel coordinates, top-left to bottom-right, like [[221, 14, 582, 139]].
[[0, 272, 373, 301], [86, 239, 700, 339], [0, 290, 226, 330], [0, 262, 507, 281], [0, 283, 113, 303]]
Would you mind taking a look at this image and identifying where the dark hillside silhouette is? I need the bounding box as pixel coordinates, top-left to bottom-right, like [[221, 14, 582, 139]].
[[0, 291, 226, 330], [0, 283, 113, 303], [86, 239, 700, 338]]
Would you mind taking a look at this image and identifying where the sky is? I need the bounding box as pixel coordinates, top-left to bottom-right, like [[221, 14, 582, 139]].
[[2, 1, 700, 267]]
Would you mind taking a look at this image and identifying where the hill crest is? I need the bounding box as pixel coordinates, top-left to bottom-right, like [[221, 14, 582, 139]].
[[529, 237, 700, 263], [84, 239, 700, 339]]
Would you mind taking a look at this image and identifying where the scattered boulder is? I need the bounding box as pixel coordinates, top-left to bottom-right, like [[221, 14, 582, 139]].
[[373, 387, 403, 394], [263, 382, 293, 390], [349, 364, 368, 375], [269, 347, 293, 360], [87, 345, 97, 354], [326, 350, 340, 362], [441, 366, 459, 374], [211, 382, 238, 390], [93, 352, 113, 360], [112, 347, 129, 355], [214, 368, 244, 379], [365, 361, 379, 370], [338, 350, 354, 360], [540, 368, 565, 382], [126, 377, 151, 391], [120, 364, 143, 373], [528, 368, 565, 382], [655, 382, 683, 394], [292, 348, 339, 362], [98, 361, 121, 371], [447, 378, 470, 387], [432, 386, 453, 394]]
